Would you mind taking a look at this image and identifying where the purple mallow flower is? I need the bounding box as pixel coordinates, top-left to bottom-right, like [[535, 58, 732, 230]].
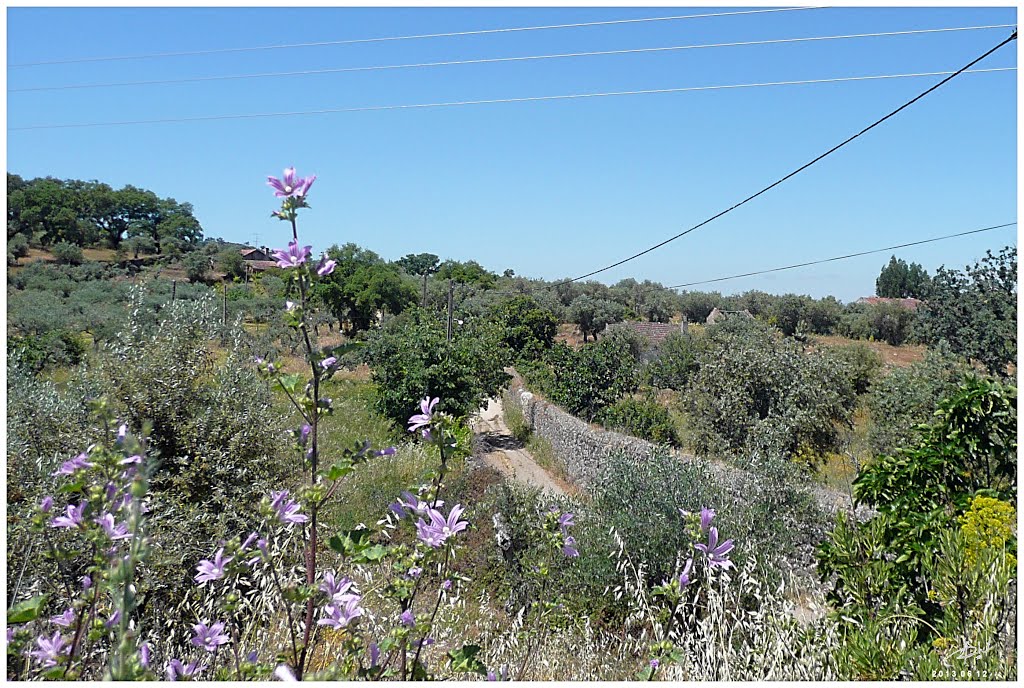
[[442, 579, 452, 591], [368, 642, 380, 668], [267, 167, 316, 199], [195, 548, 233, 583], [120, 454, 142, 466], [415, 504, 468, 549], [320, 356, 337, 370], [54, 452, 92, 476], [270, 490, 308, 525], [389, 491, 441, 520], [50, 502, 86, 529], [557, 512, 575, 532], [320, 571, 355, 599], [166, 659, 205, 681], [191, 621, 230, 653], [408, 397, 439, 434], [50, 609, 75, 627], [677, 557, 694, 588], [316, 257, 337, 276], [95, 513, 132, 541], [39, 496, 53, 513], [699, 507, 716, 533], [694, 527, 734, 570], [105, 610, 121, 629], [272, 241, 312, 269], [400, 609, 415, 628], [29, 632, 67, 668], [318, 595, 364, 630], [117, 424, 128, 444], [562, 535, 579, 558], [139, 642, 151, 668]]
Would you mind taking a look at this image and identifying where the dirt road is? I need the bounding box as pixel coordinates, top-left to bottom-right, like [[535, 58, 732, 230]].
[[470, 398, 569, 496]]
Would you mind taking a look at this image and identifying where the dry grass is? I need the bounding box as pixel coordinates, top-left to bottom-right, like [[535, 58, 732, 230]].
[[814, 334, 926, 368]]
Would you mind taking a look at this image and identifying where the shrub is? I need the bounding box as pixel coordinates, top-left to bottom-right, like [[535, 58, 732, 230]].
[[51, 240, 83, 265], [9, 233, 30, 260], [828, 342, 884, 395], [364, 308, 510, 425], [183, 251, 210, 283], [533, 332, 640, 421], [8, 330, 87, 372], [644, 330, 700, 390], [917, 246, 1016, 375], [820, 375, 1018, 644], [685, 318, 855, 460], [489, 295, 557, 362], [865, 349, 970, 456], [597, 395, 679, 446]]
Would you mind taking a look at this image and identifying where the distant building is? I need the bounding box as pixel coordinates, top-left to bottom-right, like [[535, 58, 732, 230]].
[[705, 308, 754, 325], [240, 247, 270, 261], [603, 321, 686, 346], [856, 296, 922, 311], [240, 247, 278, 274]]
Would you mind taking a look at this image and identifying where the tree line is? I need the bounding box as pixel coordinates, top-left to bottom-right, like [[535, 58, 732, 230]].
[[7, 173, 204, 254]]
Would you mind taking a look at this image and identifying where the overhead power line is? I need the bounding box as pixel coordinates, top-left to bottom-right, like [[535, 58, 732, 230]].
[[9, 6, 824, 68], [551, 29, 1018, 287], [8, 66, 1015, 132], [667, 222, 1017, 289], [10, 23, 1013, 94]]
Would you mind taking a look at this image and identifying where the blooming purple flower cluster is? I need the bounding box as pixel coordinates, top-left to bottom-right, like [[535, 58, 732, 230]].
[[191, 621, 230, 653], [317, 571, 364, 630], [694, 527, 734, 570], [50, 502, 86, 530], [28, 632, 67, 668], [267, 167, 316, 199], [414, 504, 469, 549], [53, 452, 92, 477], [389, 491, 442, 520], [195, 548, 233, 584], [272, 241, 312, 269], [408, 396, 438, 439], [556, 510, 579, 558], [270, 490, 308, 526], [166, 658, 205, 681]]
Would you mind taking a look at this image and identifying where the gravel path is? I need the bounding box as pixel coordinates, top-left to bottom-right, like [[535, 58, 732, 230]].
[[470, 398, 570, 496]]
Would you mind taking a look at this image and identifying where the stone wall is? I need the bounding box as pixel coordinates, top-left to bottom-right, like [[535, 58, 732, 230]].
[[501, 377, 864, 521]]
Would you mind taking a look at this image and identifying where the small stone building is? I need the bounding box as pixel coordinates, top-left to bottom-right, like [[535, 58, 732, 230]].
[[705, 308, 754, 325]]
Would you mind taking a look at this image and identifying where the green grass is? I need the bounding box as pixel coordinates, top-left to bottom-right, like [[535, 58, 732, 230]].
[[272, 374, 443, 531]]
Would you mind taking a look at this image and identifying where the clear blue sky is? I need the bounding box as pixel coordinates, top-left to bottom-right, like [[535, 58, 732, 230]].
[[7, 6, 1018, 302]]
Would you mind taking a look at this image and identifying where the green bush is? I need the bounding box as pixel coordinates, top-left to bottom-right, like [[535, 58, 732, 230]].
[[644, 330, 701, 390], [685, 318, 855, 461], [865, 349, 970, 456], [51, 240, 83, 265], [364, 308, 510, 425], [531, 332, 640, 421], [828, 342, 884, 395], [819, 375, 1018, 670], [8, 233, 30, 260], [597, 395, 679, 446], [8, 330, 87, 372], [489, 295, 558, 362], [183, 251, 210, 283]]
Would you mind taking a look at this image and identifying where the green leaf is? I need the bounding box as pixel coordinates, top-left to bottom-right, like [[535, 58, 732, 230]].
[[278, 373, 305, 395], [7, 594, 48, 624], [447, 644, 487, 675], [353, 544, 387, 563], [325, 460, 353, 482]]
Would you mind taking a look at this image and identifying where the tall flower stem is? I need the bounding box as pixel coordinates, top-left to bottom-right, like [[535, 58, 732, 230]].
[[410, 546, 452, 672]]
